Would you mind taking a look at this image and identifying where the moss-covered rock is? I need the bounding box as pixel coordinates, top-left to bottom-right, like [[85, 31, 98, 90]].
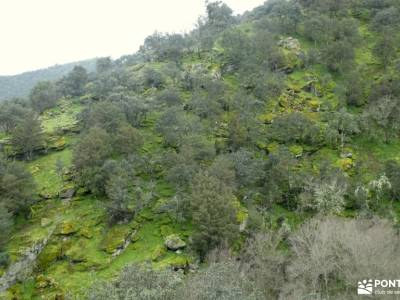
[[100, 226, 132, 254], [259, 112, 275, 124], [278, 37, 301, 54], [37, 244, 62, 269], [72, 260, 105, 272], [65, 240, 88, 263], [59, 187, 75, 199], [55, 221, 79, 235], [79, 227, 93, 239], [35, 274, 58, 289], [308, 99, 321, 112], [168, 256, 189, 271], [289, 145, 303, 158], [152, 245, 167, 262], [337, 158, 354, 171], [164, 234, 186, 251], [48, 136, 66, 151]]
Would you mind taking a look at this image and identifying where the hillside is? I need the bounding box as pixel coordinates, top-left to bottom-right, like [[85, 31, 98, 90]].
[[0, 59, 96, 101], [1, 0, 400, 299]]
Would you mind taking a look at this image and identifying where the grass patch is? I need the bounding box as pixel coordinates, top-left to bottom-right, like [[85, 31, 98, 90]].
[[28, 148, 73, 197], [40, 99, 83, 134]]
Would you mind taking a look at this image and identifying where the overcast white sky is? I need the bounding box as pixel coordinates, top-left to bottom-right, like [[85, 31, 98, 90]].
[[0, 0, 265, 75]]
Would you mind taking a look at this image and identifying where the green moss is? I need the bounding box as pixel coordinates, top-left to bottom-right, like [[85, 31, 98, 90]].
[[289, 145, 304, 157], [100, 225, 133, 254], [336, 158, 354, 171], [55, 220, 79, 235], [79, 226, 94, 239], [37, 244, 62, 270], [258, 112, 275, 124], [155, 253, 190, 270], [151, 245, 167, 262], [267, 142, 280, 154], [155, 181, 175, 198], [232, 198, 248, 224]]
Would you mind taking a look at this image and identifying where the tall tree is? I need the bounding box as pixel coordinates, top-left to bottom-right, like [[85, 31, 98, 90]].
[[30, 81, 58, 113], [0, 156, 36, 215], [73, 127, 113, 192], [58, 65, 88, 97], [10, 113, 44, 160], [189, 171, 238, 260]]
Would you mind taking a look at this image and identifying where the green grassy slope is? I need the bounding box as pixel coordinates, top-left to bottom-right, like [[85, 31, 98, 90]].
[[2, 4, 400, 299]]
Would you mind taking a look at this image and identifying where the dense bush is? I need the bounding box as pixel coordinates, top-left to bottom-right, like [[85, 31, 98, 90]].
[[29, 81, 59, 112]]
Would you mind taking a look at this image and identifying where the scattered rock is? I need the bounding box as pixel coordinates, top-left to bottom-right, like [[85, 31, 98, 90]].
[[278, 37, 301, 55], [59, 188, 75, 199], [341, 152, 353, 159], [36, 274, 58, 289], [302, 80, 321, 96], [337, 158, 354, 171], [164, 234, 186, 251]]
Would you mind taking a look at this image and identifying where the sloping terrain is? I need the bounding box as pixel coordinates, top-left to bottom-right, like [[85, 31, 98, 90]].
[[1, 1, 400, 299]]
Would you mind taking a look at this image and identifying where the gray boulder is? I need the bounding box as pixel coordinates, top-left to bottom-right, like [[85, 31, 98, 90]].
[[164, 234, 186, 251]]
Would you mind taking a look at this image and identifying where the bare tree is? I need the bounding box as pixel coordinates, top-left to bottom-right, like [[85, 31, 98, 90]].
[[283, 217, 400, 299]]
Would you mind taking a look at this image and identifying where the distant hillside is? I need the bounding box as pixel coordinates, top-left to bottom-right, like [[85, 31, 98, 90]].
[[0, 59, 97, 101]]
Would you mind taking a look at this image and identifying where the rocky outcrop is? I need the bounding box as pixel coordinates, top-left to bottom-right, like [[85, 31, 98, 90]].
[[0, 237, 50, 292], [278, 37, 301, 55]]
